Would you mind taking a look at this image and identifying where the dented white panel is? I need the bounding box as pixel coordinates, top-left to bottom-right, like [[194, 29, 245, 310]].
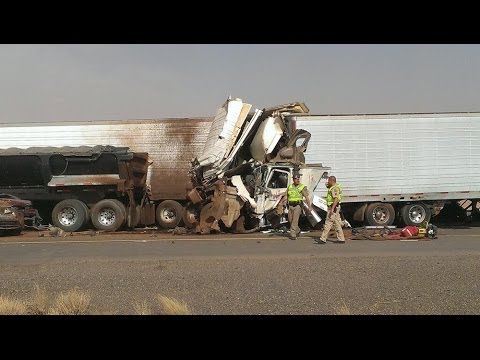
[[231, 175, 257, 209], [203, 109, 264, 179], [250, 116, 285, 161], [197, 98, 251, 168]]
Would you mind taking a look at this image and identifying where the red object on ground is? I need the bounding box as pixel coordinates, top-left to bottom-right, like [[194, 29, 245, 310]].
[[401, 226, 419, 237], [384, 226, 419, 240]]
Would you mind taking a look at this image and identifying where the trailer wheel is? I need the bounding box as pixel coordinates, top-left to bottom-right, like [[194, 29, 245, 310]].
[[80, 201, 90, 228], [110, 199, 127, 226], [156, 200, 183, 229], [52, 199, 89, 232], [110, 199, 126, 217], [365, 202, 395, 226], [401, 203, 431, 226], [91, 199, 126, 231], [182, 202, 199, 229]]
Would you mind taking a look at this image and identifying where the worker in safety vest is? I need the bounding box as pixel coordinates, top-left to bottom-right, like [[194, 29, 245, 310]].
[[316, 175, 345, 244], [278, 173, 312, 240]]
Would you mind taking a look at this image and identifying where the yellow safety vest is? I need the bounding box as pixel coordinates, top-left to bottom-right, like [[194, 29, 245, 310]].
[[287, 184, 305, 202], [326, 184, 342, 206]]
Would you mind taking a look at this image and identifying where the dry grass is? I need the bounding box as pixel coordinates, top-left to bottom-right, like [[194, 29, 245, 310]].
[[133, 301, 152, 315], [156, 295, 192, 315], [27, 284, 49, 315], [48, 288, 91, 315], [0, 295, 28, 315], [1, 288, 192, 315], [333, 299, 352, 315]]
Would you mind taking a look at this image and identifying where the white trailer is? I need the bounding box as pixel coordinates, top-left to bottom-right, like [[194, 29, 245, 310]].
[[286, 112, 480, 226], [0, 118, 211, 229]]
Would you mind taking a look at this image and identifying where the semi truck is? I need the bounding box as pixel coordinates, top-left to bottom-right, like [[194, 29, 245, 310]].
[[285, 112, 480, 226], [0, 98, 329, 233], [184, 98, 329, 233]]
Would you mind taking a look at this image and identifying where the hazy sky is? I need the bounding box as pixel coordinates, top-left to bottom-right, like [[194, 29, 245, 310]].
[[1, 44, 479, 123]]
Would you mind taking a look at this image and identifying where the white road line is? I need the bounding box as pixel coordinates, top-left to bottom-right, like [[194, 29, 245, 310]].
[[0, 237, 288, 245]]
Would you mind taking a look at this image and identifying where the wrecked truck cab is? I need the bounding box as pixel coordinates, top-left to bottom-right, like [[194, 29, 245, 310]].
[[251, 164, 329, 228], [187, 97, 329, 234]]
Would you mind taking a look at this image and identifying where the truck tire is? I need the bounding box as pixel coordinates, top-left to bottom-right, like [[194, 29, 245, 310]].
[[365, 202, 395, 226], [90, 199, 126, 231], [156, 200, 183, 229], [110, 199, 127, 219], [80, 201, 90, 228], [182, 202, 199, 229], [401, 203, 431, 226], [52, 199, 89, 232]]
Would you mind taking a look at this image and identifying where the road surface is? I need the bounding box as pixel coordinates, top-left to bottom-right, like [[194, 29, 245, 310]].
[[0, 225, 479, 314]]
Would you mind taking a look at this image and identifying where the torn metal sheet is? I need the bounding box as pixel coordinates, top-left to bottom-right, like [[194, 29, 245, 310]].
[[250, 116, 285, 162], [197, 98, 251, 169]]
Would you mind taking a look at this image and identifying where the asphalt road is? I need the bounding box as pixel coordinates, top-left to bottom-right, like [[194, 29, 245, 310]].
[[1, 225, 480, 315]]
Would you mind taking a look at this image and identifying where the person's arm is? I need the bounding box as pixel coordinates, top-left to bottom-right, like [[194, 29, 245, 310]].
[[331, 197, 339, 212], [330, 187, 339, 215], [278, 193, 288, 215], [302, 187, 312, 211]]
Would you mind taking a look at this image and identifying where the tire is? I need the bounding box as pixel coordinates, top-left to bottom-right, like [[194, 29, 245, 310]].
[[79, 201, 90, 229], [182, 202, 199, 229], [112, 198, 137, 228], [90, 199, 126, 231], [111, 199, 127, 223], [365, 202, 395, 226], [401, 203, 431, 226], [52, 199, 89, 232], [156, 200, 183, 229], [8, 228, 22, 236]]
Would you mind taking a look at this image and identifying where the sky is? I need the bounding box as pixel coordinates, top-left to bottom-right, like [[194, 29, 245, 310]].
[[1, 44, 480, 123]]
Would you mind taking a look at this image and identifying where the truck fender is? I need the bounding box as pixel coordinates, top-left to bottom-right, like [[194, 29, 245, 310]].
[[353, 203, 368, 222]]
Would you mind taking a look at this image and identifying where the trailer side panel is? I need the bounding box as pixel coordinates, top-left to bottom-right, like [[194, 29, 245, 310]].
[[290, 112, 480, 202]]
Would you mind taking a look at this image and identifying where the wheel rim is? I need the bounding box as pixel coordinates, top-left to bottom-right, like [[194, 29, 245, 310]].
[[160, 207, 178, 224], [408, 205, 426, 223], [97, 207, 118, 226], [370, 205, 391, 224], [185, 211, 197, 224], [57, 206, 78, 227], [184, 205, 199, 224]]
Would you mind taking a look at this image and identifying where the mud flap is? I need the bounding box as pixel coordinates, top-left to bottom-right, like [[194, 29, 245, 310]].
[[140, 203, 156, 225]]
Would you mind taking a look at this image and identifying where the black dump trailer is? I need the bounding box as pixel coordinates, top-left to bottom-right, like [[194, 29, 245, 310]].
[[0, 145, 152, 232]]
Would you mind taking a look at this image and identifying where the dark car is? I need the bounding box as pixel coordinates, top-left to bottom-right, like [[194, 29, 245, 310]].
[[0, 193, 44, 235], [0, 199, 30, 235], [0, 194, 38, 218]]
